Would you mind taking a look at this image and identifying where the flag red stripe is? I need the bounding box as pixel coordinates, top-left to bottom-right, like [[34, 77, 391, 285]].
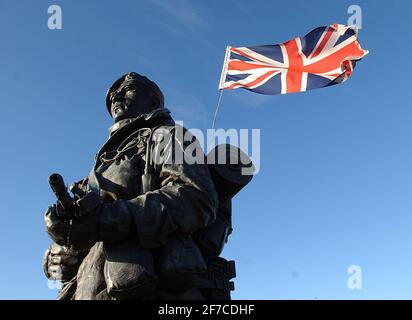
[[284, 39, 304, 93], [227, 60, 274, 71], [241, 70, 278, 89], [304, 40, 364, 73], [311, 27, 334, 59], [230, 47, 261, 62]]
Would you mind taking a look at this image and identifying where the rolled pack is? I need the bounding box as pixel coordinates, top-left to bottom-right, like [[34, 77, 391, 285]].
[[206, 144, 254, 203]]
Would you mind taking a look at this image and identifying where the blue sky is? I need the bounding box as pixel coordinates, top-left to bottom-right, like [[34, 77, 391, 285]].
[[0, 0, 411, 299]]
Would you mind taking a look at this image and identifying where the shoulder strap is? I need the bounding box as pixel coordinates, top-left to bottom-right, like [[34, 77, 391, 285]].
[[141, 125, 163, 193]]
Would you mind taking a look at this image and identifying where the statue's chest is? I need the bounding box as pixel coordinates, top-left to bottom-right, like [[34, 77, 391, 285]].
[[95, 128, 151, 201]]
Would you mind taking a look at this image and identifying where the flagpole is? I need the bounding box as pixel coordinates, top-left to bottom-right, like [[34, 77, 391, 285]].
[[212, 89, 224, 129], [212, 46, 231, 129]]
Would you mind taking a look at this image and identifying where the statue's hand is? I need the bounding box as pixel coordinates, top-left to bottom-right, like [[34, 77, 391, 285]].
[[44, 193, 131, 251], [44, 205, 69, 245], [44, 203, 99, 251], [43, 243, 86, 281]]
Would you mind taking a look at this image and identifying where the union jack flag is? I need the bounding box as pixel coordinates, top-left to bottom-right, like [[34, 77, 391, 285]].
[[218, 24, 368, 95]]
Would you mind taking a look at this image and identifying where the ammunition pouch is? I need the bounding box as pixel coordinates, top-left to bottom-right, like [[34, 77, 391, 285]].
[[157, 235, 207, 293], [196, 257, 236, 300], [103, 239, 158, 299]]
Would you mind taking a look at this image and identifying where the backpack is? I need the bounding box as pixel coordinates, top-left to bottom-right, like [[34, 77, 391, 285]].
[[194, 144, 254, 257]]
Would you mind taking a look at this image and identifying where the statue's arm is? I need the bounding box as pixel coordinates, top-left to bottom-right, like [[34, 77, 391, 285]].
[[45, 129, 218, 251], [43, 178, 90, 279]]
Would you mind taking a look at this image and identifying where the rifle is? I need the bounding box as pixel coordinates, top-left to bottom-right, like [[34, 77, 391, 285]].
[[48, 173, 77, 218]]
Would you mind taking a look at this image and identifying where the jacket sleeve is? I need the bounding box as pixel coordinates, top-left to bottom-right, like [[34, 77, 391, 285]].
[[99, 126, 218, 248]]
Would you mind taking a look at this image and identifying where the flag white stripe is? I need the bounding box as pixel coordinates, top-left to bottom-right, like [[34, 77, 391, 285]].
[[234, 47, 286, 68], [300, 72, 308, 91], [224, 70, 282, 89], [248, 70, 282, 89], [307, 36, 357, 66], [227, 66, 284, 75]]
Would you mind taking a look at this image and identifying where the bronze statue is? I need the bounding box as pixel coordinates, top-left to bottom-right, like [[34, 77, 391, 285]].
[[43, 72, 252, 300]]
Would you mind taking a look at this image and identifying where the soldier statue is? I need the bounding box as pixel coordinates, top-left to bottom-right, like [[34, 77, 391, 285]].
[[43, 72, 252, 300]]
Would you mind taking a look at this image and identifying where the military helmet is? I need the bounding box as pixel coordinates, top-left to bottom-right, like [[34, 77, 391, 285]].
[[105, 72, 164, 116]]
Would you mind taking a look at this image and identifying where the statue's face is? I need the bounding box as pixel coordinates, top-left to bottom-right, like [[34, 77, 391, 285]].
[[110, 81, 153, 123]]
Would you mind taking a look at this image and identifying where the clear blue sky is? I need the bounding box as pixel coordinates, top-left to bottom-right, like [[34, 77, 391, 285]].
[[0, 0, 411, 299]]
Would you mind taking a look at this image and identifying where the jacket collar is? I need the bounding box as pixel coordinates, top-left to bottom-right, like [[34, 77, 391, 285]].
[[108, 108, 173, 137]]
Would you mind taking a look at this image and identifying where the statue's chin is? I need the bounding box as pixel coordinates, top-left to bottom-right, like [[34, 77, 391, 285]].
[[113, 111, 127, 122]]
